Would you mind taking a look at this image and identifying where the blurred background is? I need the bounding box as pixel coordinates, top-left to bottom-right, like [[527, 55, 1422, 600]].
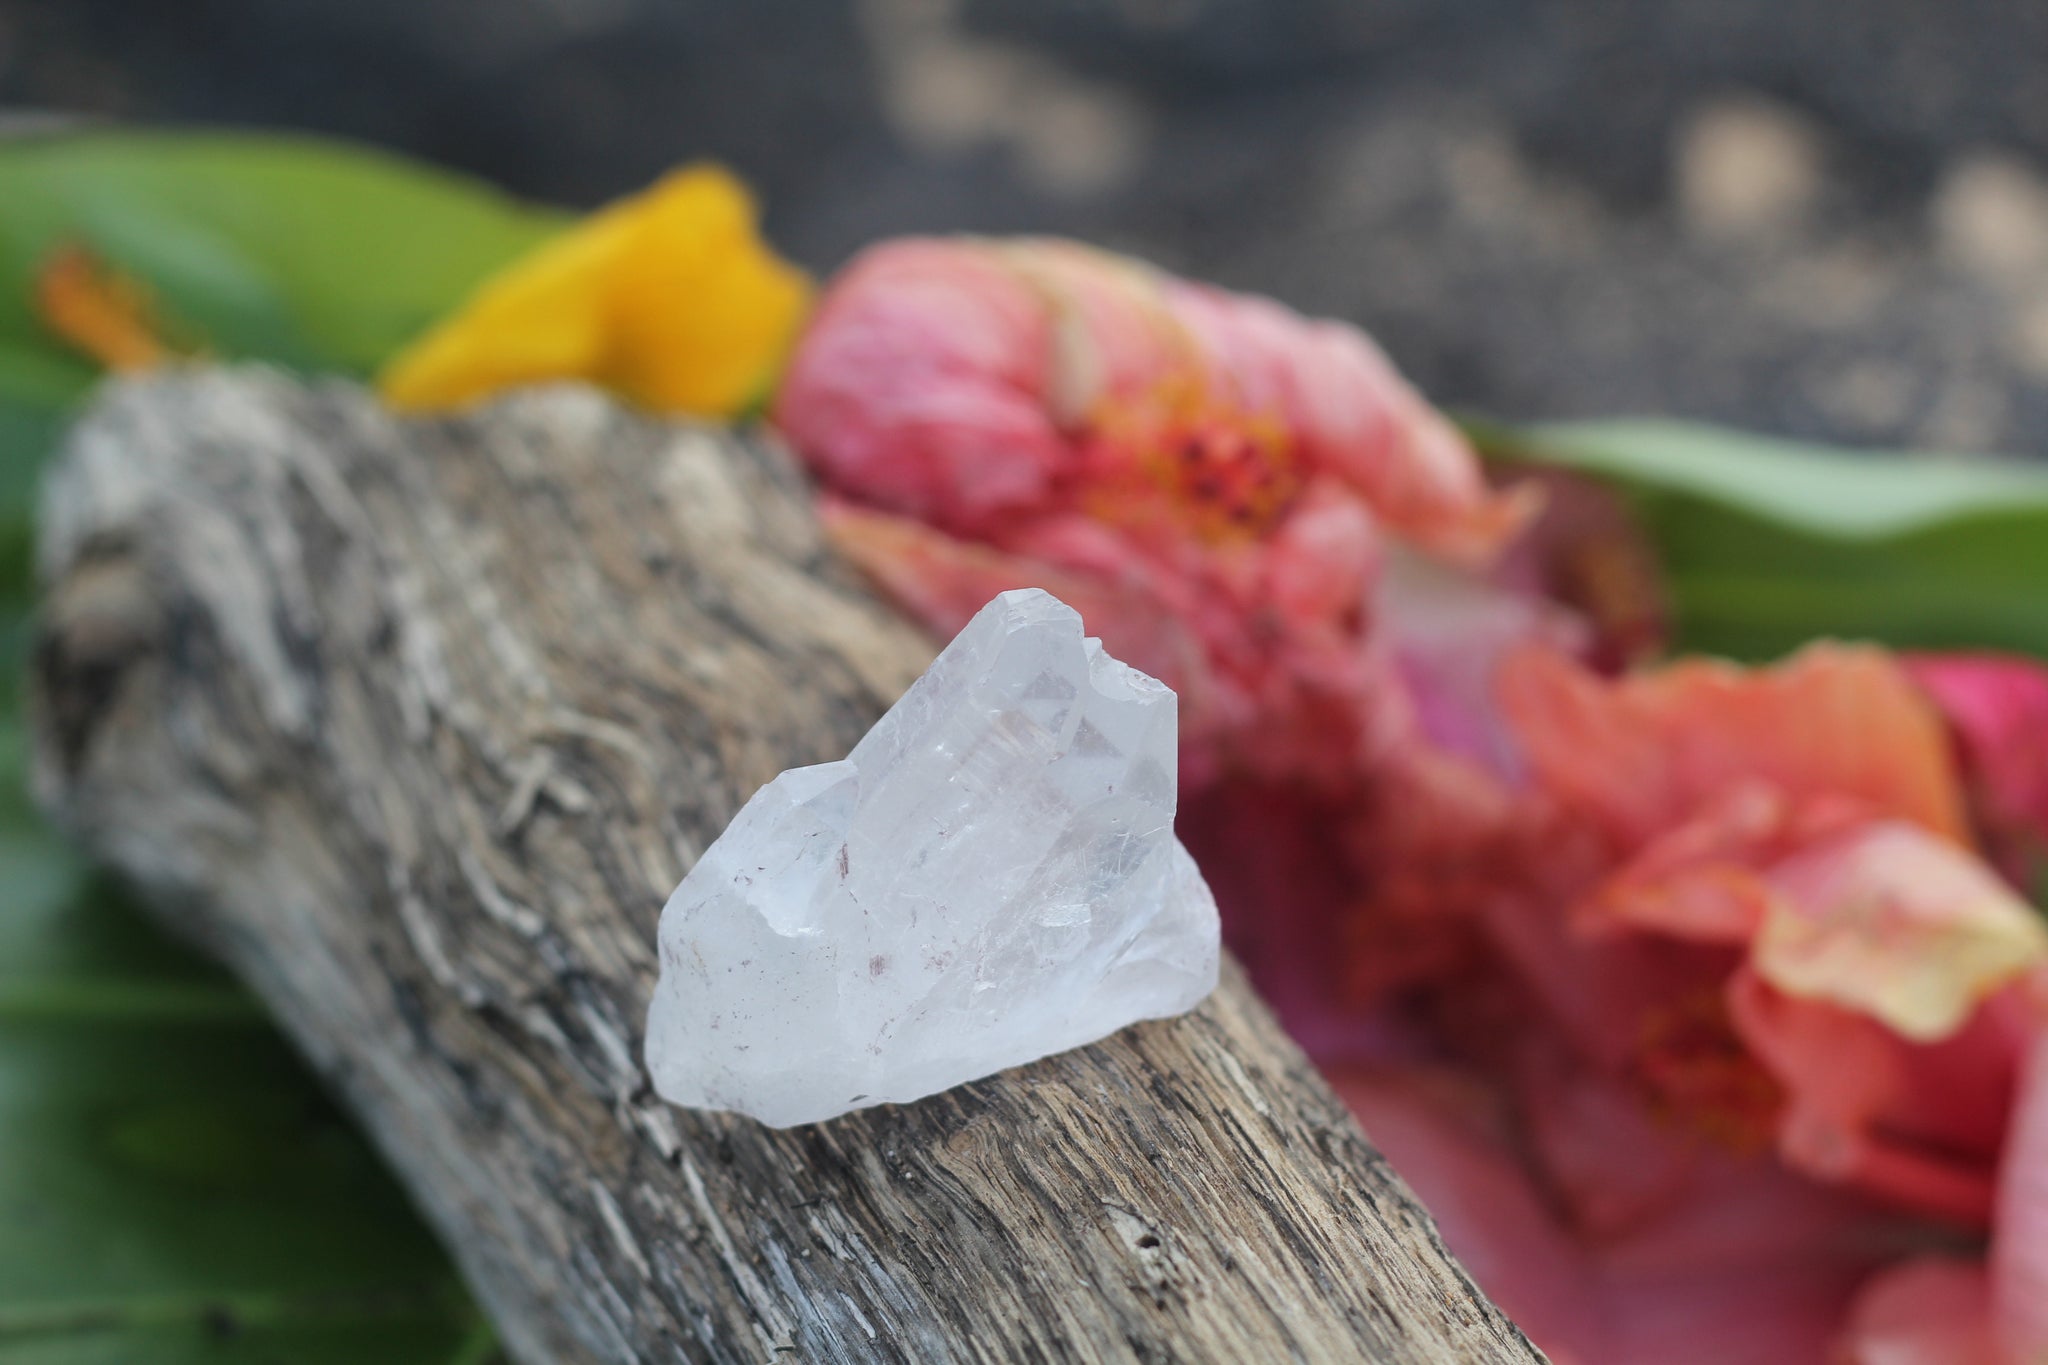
[[11, 0, 2048, 455], [7, 7, 2048, 1361]]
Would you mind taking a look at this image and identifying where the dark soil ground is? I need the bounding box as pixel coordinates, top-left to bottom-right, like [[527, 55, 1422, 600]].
[[11, 0, 2048, 456]]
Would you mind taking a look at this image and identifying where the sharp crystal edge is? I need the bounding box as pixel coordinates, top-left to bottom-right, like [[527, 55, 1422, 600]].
[[644, 588, 1222, 1127]]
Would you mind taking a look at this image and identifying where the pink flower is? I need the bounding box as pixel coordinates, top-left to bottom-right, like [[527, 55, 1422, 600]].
[[774, 233, 1577, 1058], [1907, 653, 2048, 897], [773, 237, 1547, 790]]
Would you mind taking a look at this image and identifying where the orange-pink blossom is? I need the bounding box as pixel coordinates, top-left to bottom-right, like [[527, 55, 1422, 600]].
[[1331, 643, 2048, 1364]]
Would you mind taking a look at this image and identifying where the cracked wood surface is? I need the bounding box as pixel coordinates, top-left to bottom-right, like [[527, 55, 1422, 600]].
[[28, 368, 1542, 1365]]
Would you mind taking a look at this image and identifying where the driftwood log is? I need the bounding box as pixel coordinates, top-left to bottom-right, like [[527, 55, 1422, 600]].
[[28, 369, 1540, 1365]]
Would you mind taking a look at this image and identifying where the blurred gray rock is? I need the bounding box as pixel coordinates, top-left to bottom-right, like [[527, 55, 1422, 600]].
[[8, 0, 2048, 455]]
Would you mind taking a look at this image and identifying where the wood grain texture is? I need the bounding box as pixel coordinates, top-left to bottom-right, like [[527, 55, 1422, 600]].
[[28, 369, 1542, 1365]]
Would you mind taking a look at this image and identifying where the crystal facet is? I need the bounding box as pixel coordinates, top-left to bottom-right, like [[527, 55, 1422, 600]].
[[644, 589, 1221, 1127]]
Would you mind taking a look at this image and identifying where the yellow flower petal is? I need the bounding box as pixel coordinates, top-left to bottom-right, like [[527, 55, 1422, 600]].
[[1753, 821, 2048, 1042], [378, 165, 810, 418]]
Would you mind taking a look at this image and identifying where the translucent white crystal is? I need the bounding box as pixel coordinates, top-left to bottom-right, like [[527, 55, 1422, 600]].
[[644, 588, 1221, 1127]]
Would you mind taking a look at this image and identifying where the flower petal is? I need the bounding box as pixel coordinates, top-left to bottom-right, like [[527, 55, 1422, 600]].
[[1164, 277, 1533, 562], [1908, 652, 2048, 896], [33, 242, 194, 372], [1731, 968, 2025, 1224], [1333, 1060, 1893, 1365], [1993, 1029, 2048, 1360], [1378, 546, 1583, 783], [1329, 1064, 1611, 1361], [1840, 1258, 2000, 1365], [1502, 643, 1971, 854], [380, 165, 809, 418], [600, 169, 814, 414], [1755, 822, 2048, 1043], [775, 239, 1073, 530], [1578, 784, 1831, 944]]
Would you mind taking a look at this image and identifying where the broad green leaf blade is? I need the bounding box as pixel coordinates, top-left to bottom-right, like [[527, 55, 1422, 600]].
[[0, 594, 484, 1365], [0, 1319, 495, 1365], [0, 809, 486, 1364], [0, 128, 572, 1364], [0, 130, 571, 380], [0, 698, 486, 1362], [0, 344, 94, 413], [0, 1019, 478, 1365], [1477, 418, 2048, 663], [0, 127, 573, 622], [1510, 419, 2048, 536]]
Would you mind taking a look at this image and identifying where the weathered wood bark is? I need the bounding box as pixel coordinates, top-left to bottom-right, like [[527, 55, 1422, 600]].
[[29, 369, 1541, 1365]]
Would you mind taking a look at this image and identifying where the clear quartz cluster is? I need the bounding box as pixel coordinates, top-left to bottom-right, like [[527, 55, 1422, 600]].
[[644, 589, 1221, 1128]]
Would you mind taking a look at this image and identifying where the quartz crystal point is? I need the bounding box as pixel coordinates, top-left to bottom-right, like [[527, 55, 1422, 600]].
[[645, 588, 1221, 1127]]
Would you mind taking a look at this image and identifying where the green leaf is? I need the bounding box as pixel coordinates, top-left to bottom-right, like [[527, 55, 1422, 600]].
[[0, 809, 488, 1363], [1475, 418, 2048, 663], [0, 592, 484, 1365], [0, 128, 573, 1363], [0, 127, 571, 644], [0, 401, 63, 608], [0, 129, 571, 380], [0, 344, 95, 413]]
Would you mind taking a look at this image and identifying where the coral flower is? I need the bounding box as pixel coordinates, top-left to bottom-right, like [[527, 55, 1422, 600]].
[[1332, 643, 2048, 1364], [773, 237, 1544, 790], [379, 165, 811, 418]]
